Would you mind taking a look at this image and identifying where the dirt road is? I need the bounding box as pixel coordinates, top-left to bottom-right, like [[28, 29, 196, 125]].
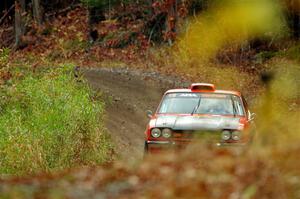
[[83, 67, 188, 160]]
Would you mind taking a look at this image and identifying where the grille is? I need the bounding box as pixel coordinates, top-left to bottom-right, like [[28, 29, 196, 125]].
[[172, 130, 221, 140]]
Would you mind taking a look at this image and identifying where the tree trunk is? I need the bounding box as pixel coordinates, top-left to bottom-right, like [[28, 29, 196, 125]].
[[87, 7, 96, 43], [286, 0, 300, 39], [32, 0, 43, 25], [87, 7, 105, 43], [14, 0, 26, 49], [20, 0, 25, 10], [165, 0, 177, 45]]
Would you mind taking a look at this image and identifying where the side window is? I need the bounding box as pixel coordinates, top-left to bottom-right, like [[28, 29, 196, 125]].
[[232, 96, 245, 116], [241, 95, 249, 118]]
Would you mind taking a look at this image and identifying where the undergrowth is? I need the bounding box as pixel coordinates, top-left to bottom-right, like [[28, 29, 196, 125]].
[[0, 65, 114, 175]]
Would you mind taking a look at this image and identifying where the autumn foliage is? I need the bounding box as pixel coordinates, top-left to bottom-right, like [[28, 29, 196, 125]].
[[0, 1, 300, 198]]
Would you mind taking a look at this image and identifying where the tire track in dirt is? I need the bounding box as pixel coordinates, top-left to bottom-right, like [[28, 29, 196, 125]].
[[83, 67, 188, 161]]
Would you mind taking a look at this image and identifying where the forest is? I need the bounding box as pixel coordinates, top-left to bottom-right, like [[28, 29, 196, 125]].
[[0, 0, 300, 198], [0, 0, 300, 48]]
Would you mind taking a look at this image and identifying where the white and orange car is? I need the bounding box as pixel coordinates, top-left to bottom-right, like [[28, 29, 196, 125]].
[[144, 83, 255, 153]]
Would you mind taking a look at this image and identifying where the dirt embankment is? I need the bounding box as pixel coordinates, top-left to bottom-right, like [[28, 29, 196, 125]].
[[83, 67, 188, 160]]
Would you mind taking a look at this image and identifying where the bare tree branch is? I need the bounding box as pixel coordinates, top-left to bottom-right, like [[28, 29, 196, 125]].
[[0, 4, 15, 26]]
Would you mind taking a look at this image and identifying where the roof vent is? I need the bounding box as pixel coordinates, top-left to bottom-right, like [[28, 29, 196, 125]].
[[189, 83, 215, 91]]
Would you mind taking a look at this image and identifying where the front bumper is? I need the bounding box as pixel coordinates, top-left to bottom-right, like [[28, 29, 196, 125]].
[[145, 140, 247, 153]]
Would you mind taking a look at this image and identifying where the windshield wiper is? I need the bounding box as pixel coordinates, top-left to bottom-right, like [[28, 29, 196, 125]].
[[191, 97, 201, 115]]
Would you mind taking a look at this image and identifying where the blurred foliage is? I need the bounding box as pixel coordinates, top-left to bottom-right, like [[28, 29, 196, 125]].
[[278, 43, 300, 62], [253, 51, 277, 64], [177, 0, 285, 62], [255, 63, 300, 146]]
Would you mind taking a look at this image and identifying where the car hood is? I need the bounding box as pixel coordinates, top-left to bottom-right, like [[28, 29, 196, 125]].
[[153, 115, 241, 131]]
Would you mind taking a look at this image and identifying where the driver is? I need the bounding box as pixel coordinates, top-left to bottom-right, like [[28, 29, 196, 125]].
[[208, 103, 226, 114]]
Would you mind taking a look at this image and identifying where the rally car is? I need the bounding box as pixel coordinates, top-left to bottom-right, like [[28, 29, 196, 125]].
[[144, 83, 255, 153]]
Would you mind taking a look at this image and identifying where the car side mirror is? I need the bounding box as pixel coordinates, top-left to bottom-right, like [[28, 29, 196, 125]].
[[146, 110, 153, 119], [248, 112, 256, 122]]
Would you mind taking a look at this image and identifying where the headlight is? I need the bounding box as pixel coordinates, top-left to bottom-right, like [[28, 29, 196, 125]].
[[162, 128, 172, 138], [221, 130, 231, 141], [151, 128, 161, 138], [232, 131, 241, 141]]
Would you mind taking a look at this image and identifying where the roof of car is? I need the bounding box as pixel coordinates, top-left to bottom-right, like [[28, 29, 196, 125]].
[[165, 89, 241, 96]]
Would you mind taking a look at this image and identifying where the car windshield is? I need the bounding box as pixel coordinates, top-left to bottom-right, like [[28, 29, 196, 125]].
[[158, 93, 245, 116]]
